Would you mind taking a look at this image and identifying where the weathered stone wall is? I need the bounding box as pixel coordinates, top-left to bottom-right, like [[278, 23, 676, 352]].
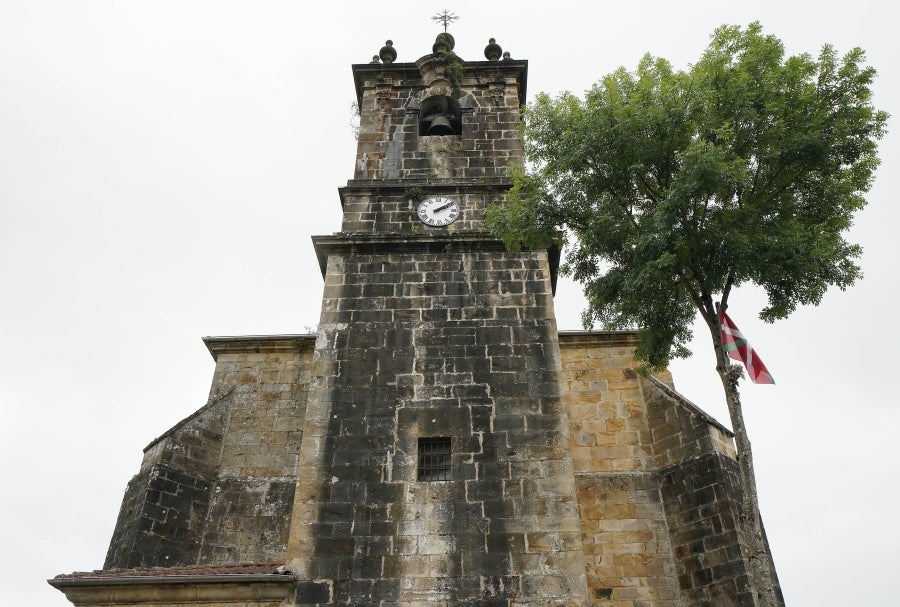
[[658, 452, 753, 606], [557, 334, 781, 607], [559, 333, 682, 606], [643, 379, 783, 606], [104, 338, 314, 569], [339, 180, 510, 236], [104, 400, 227, 569], [353, 60, 526, 182], [286, 49, 590, 606], [575, 473, 681, 606], [643, 377, 736, 469], [197, 343, 312, 564], [559, 333, 673, 474], [287, 249, 589, 606]]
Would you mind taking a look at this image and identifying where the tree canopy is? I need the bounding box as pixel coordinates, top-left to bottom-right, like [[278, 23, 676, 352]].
[[487, 22, 887, 369]]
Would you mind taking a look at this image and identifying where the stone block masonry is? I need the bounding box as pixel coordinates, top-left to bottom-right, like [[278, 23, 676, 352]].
[[560, 333, 681, 606], [352, 60, 526, 181], [644, 378, 784, 606], [97, 326, 776, 607], [558, 333, 782, 606], [287, 248, 591, 606], [104, 338, 314, 569]]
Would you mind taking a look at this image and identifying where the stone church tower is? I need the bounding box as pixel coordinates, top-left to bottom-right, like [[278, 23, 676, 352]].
[[51, 32, 781, 607]]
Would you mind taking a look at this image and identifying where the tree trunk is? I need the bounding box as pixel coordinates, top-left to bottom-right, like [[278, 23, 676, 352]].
[[703, 303, 780, 607]]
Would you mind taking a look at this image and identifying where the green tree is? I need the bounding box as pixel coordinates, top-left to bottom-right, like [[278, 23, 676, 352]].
[[488, 22, 886, 607]]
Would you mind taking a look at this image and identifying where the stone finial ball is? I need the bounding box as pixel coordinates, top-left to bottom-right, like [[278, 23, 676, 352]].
[[432, 32, 456, 54], [379, 40, 397, 64], [484, 37, 502, 61]]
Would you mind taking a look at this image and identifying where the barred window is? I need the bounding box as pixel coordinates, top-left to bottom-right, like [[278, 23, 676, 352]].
[[417, 437, 451, 481]]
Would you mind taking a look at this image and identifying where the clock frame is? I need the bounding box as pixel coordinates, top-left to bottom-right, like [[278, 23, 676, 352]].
[[416, 196, 460, 227]]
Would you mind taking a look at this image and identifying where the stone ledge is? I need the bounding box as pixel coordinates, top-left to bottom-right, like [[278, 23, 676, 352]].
[[351, 59, 528, 107], [49, 577, 294, 605], [203, 334, 316, 361], [312, 232, 505, 273], [574, 469, 655, 478], [339, 177, 513, 199], [50, 565, 295, 604], [558, 330, 640, 349]]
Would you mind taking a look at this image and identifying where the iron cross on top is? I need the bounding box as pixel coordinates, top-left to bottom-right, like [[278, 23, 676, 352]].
[[432, 10, 459, 32]]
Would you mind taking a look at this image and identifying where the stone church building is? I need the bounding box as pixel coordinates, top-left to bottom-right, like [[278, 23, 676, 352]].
[[51, 32, 780, 607]]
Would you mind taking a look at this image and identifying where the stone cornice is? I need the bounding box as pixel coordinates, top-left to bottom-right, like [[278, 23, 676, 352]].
[[351, 59, 528, 107], [338, 177, 513, 208], [311, 232, 503, 275], [49, 574, 294, 605], [202, 334, 316, 361], [558, 330, 641, 349]]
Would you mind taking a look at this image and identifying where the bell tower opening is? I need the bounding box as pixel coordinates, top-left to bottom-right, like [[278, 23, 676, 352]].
[[419, 94, 462, 136]]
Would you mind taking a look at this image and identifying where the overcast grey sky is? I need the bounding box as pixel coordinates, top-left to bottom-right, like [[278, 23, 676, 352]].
[[1, 2, 897, 605]]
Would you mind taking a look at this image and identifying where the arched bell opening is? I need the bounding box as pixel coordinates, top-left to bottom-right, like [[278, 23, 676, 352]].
[[419, 94, 462, 137]]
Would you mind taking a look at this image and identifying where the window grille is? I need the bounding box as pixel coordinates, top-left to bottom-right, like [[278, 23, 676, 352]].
[[417, 437, 451, 481]]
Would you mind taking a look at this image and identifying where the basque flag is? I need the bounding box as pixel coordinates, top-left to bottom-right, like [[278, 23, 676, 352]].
[[719, 309, 775, 385]]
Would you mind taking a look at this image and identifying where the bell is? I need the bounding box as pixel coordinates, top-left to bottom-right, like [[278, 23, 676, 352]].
[[426, 115, 454, 136]]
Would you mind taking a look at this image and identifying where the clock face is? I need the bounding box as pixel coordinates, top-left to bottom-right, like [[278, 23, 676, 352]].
[[417, 196, 460, 227]]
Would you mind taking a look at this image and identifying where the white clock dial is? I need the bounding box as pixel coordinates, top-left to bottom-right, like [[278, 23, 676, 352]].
[[417, 196, 461, 227]]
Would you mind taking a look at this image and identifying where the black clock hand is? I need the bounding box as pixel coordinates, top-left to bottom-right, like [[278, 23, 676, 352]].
[[433, 201, 452, 213]]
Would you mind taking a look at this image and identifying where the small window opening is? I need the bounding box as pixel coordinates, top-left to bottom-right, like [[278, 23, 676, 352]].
[[417, 437, 451, 481], [419, 95, 462, 136]]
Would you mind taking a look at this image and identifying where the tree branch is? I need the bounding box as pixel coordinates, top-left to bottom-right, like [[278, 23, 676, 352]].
[[721, 272, 734, 310], [675, 267, 707, 315], [635, 173, 663, 205]]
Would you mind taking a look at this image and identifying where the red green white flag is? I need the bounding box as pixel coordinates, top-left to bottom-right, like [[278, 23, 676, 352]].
[[719, 309, 775, 385]]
